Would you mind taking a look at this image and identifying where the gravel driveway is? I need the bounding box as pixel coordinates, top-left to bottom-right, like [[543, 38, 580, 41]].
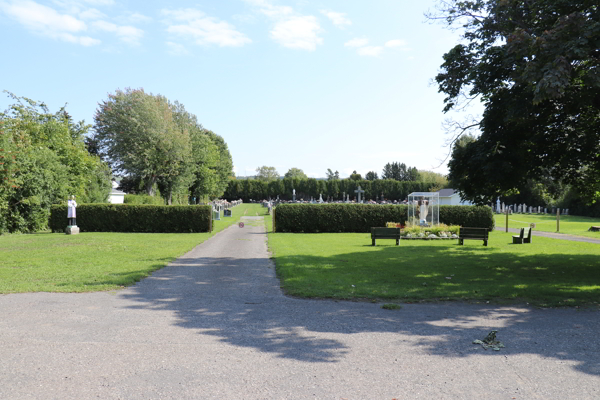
[[1, 216, 599, 399]]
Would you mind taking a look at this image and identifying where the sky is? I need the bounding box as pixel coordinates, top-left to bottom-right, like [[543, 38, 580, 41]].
[[0, 0, 483, 179]]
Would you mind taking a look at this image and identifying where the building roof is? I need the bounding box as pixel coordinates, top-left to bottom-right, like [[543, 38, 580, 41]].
[[437, 188, 457, 197]]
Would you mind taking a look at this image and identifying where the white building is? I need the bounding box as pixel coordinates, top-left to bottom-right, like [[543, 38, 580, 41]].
[[437, 189, 473, 206], [108, 181, 126, 204]]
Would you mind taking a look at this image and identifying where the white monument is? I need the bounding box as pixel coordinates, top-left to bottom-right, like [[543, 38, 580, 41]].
[[66, 195, 79, 235]]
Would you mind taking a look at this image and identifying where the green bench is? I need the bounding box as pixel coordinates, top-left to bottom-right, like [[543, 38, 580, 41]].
[[512, 227, 532, 244], [371, 227, 401, 246], [458, 227, 489, 246]]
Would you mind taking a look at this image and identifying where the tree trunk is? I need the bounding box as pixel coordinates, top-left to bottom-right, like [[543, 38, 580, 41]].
[[145, 176, 156, 196]]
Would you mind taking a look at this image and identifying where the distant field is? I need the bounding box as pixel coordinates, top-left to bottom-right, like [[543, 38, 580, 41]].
[[494, 213, 600, 238]]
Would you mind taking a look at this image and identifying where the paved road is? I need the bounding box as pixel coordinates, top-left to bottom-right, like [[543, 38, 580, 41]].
[[494, 227, 600, 244], [1, 217, 599, 399]]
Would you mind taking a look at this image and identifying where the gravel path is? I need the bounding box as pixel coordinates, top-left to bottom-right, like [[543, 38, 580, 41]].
[[1, 217, 599, 399]]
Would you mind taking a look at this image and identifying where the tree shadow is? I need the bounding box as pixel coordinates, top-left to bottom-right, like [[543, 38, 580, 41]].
[[119, 245, 600, 376]]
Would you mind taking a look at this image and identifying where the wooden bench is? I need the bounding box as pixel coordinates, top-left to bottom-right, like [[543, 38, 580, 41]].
[[512, 227, 532, 244], [371, 227, 401, 246], [458, 227, 489, 246]]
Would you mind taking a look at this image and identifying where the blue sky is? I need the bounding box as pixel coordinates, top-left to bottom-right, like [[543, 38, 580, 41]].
[[0, 0, 481, 179]]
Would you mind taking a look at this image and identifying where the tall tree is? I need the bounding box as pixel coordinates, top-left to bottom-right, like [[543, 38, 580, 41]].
[[349, 170, 362, 181], [94, 89, 191, 198], [432, 0, 600, 204], [284, 168, 308, 179], [255, 166, 279, 182], [365, 171, 378, 181], [326, 168, 340, 180]]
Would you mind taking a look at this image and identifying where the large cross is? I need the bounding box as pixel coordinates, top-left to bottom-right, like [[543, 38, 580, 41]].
[[354, 185, 365, 203]]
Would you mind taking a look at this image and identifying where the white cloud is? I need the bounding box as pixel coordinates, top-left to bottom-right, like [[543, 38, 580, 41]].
[[320, 10, 351, 28], [357, 46, 383, 57], [244, 0, 322, 51], [78, 7, 104, 20], [384, 39, 407, 48], [270, 15, 322, 50], [92, 20, 143, 45], [124, 12, 152, 24], [244, 0, 293, 19], [82, 0, 114, 5], [166, 41, 189, 56], [162, 8, 251, 47], [344, 38, 368, 48], [0, 0, 101, 46]]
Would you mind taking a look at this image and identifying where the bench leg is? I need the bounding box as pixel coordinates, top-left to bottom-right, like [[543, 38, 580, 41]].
[[396, 239, 399, 245], [372, 239, 375, 246], [458, 239, 463, 245], [484, 240, 488, 246]]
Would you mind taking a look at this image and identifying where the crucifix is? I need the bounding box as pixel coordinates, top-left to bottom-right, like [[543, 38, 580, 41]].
[[354, 186, 365, 203]]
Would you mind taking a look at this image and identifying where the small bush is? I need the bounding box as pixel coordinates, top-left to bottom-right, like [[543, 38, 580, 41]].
[[49, 204, 212, 233]]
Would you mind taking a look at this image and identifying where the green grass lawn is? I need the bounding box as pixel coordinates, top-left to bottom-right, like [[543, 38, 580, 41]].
[[268, 230, 600, 307], [494, 213, 600, 238], [0, 203, 265, 293]]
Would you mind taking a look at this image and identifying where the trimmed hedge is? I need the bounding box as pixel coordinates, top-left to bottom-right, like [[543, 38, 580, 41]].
[[49, 204, 212, 233], [439, 205, 495, 230], [274, 204, 494, 233]]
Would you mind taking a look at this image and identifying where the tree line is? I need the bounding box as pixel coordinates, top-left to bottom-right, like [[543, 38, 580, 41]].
[[0, 89, 234, 233], [224, 177, 440, 203]]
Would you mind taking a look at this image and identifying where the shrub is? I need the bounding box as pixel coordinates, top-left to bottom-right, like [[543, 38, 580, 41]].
[[274, 204, 494, 233], [49, 204, 212, 233]]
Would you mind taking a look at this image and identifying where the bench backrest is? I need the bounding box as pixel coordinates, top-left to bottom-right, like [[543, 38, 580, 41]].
[[371, 227, 401, 237], [459, 227, 489, 238]]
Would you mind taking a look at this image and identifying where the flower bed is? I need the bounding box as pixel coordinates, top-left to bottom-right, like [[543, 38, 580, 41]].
[[386, 222, 460, 239]]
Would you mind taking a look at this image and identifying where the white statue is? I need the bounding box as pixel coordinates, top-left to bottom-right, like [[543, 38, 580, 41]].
[[293, 189, 296, 195], [67, 195, 77, 226], [419, 199, 429, 224], [319, 193, 323, 203]]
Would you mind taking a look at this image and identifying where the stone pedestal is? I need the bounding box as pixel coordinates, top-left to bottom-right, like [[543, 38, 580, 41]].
[[65, 225, 80, 235]]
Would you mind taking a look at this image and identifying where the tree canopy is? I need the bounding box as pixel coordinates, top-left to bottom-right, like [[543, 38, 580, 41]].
[[255, 166, 279, 182], [0, 92, 111, 233], [326, 169, 340, 180], [94, 89, 233, 203], [365, 171, 378, 181], [284, 167, 308, 179], [381, 162, 420, 181], [433, 0, 600, 204]]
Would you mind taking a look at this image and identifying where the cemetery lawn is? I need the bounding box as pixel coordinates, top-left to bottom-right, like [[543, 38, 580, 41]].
[[268, 231, 600, 307], [494, 214, 600, 239], [0, 203, 263, 293]]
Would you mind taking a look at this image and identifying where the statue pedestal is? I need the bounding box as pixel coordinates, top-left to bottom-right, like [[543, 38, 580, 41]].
[[65, 225, 80, 235]]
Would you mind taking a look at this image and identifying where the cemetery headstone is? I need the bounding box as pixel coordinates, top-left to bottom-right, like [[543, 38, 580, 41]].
[[355, 186, 365, 204]]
